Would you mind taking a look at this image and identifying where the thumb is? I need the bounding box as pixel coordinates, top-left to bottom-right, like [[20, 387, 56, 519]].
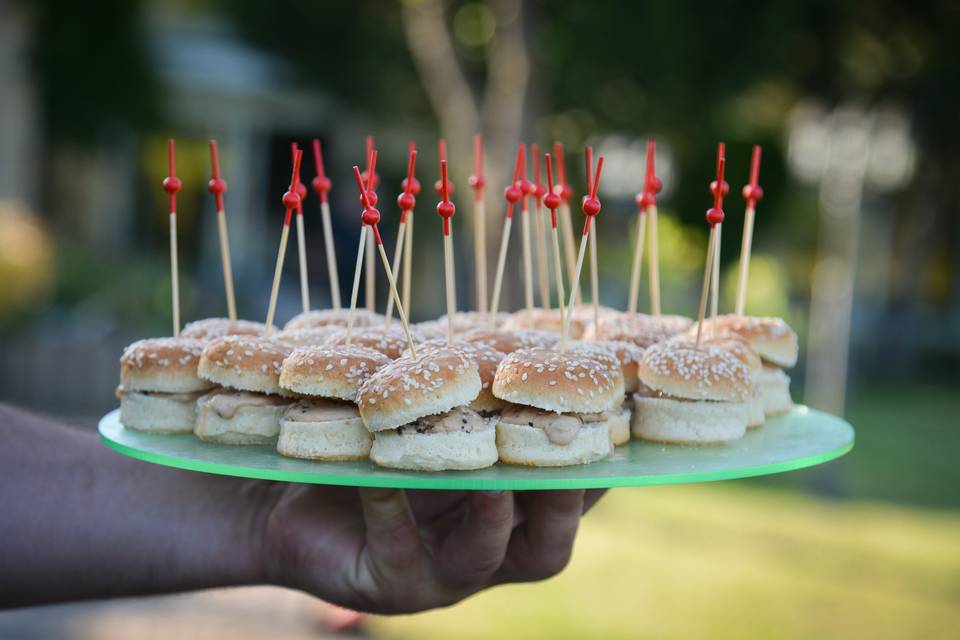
[[358, 488, 423, 585]]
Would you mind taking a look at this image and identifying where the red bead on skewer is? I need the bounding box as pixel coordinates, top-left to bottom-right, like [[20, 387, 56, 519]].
[[282, 150, 304, 226], [352, 162, 382, 244], [434, 139, 455, 196], [359, 135, 380, 191], [519, 143, 535, 205], [553, 141, 573, 203], [292, 143, 307, 214], [503, 144, 524, 219], [360, 145, 379, 207], [401, 141, 421, 196], [436, 160, 455, 235], [311, 139, 332, 203], [162, 139, 182, 213], [207, 140, 227, 212], [742, 145, 764, 208], [397, 148, 418, 222], [709, 142, 729, 200], [582, 151, 604, 229], [532, 143, 545, 207], [706, 145, 726, 227], [637, 139, 658, 209], [467, 133, 485, 202], [544, 153, 561, 227]]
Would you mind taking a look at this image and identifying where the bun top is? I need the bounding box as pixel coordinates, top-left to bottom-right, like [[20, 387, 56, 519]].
[[569, 304, 624, 339], [502, 308, 564, 333], [283, 308, 385, 332], [583, 313, 693, 349], [672, 330, 763, 376], [120, 337, 213, 393], [416, 311, 510, 337], [357, 348, 481, 431], [404, 340, 507, 413], [461, 327, 557, 354], [181, 318, 268, 341], [570, 339, 644, 394], [710, 315, 798, 368], [325, 327, 422, 360], [492, 347, 625, 414], [637, 341, 751, 402], [198, 335, 293, 395], [279, 344, 391, 401], [270, 326, 340, 348]]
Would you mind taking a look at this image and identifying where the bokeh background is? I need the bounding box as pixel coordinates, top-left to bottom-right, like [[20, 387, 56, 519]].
[[1, 1, 958, 638]]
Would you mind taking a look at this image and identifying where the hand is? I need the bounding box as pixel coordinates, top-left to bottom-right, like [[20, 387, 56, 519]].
[[259, 485, 606, 614]]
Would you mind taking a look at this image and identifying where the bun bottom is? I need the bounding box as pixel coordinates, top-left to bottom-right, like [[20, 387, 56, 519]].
[[757, 367, 793, 416], [277, 416, 372, 461], [631, 395, 749, 444], [194, 400, 285, 445], [747, 387, 766, 428], [120, 392, 198, 434], [370, 429, 498, 471], [608, 405, 631, 446], [496, 422, 611, 467]]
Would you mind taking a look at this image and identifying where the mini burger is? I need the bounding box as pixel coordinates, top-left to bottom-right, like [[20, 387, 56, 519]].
[[502, 308, 564, 333], [568, 340, 644, 446], [118, 337, 214, 434], [582, 312, 693, 349], [195, 335, 294, 445], [277, 345, 390, 460], [460, 327, 555, 354], [416, 311, 510, 336], [324, 326, 423, 360], [492, 347, 622, 466], [283, 308, 385, 332], [357, 348, 497, 471], [632, 340, 752, 444], [712, 315, 798, 416], [181, 318, 268, 340]]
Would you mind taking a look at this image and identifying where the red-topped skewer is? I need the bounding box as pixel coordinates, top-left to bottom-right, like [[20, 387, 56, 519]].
[[735, 145, 764, 316], [383, 147, 418, 330], [163, 139, 182, 337], [291, 143, 311, 314], [263, 148, 303, 335], [207, 140, 237, 321], [695, 145, 727, 344], [311, 138, 341, 309], [544, 153, 567, 340], [361, 137, 378, 312], [468, 133, 488, 312], [532, 143, 551, 310], [488, 144, 525, 328], [709, 142, 729, 331], [627, 139, 657, 316], [517, 143, 535, 312], [400, 141, 420, 314], [433, 138, 454, 197], [437, 159, 458, 345], [553, 141, 578, 305], [584, 145, 602, 330]]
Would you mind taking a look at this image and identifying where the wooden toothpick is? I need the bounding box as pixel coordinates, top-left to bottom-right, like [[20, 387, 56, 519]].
[[468, 134, 488, 313], [383, 147, 418, 329], [488, 145, 525, 328], [544, 153, 567, 344], [291, 143, 311, 314], [264, 149, 304, 335], [627, 139, 656, 315], [207, 140, 237, 321], [709, 143, 729, 333], [554, 141, 578, 306], [362, 136, 378, 312], [735, 145, 764, 316], [401, 142, 420, 315], [437, 160, 458, 346], [162, 139, 182, 337], [518, 144, 534, 312], [695, 145, 727, 344], [532, 143, 551, 310], [311, 139, 341, 309]]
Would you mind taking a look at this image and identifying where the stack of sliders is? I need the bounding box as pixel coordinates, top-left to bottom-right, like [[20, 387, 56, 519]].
[[357, 347, 498, 471], [277, 344, 391, 460], [492, 347, 623, 466], [631, 339, 752, 444], [118, 337, 213, 434], [194, 335, 294, 444], [709, 315, 798, 416]]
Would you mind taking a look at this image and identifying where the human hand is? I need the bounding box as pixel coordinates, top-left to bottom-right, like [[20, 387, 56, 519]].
[[259, 485, 605, 613]]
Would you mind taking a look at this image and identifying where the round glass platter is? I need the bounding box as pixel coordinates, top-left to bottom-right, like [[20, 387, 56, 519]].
[[99, 406, 853, 490]]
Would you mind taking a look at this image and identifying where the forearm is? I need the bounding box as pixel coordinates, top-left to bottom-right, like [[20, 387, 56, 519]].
[[0, 404, 277, 608]]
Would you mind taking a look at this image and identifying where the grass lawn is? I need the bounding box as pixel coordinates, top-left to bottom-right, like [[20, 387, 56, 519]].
[[371, 483, 960, 640]]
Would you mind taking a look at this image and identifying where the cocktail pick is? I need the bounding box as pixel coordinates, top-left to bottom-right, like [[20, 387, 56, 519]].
[[433, 138, 455, 196], [362, 137, 378, 311], [350, 163, 417, 356], [346, 148, 379, 343], [645, 143, 664, 316], [291, 142, 311, 314], [709, 142, 729, 332], [263, 149, 303, 335], [532, 143, 551, 310], [518, 143, 535, 312], [401, 141, 420, 315], [553, 141, 578, 305], [585, 145, 601, 331], [162, 139, 182, 337], [561, 150, 605, 352], [383, 147, 418, 330], [695, 146, 727, 344], [544, 153, 567, 341], [468, 133, 488, 313], [627, 139, 656, 316], [437, 160, 458, 346], [735, 145, 764, 316], [207, 140, 237, 321], [488, 144, 525, 328], [311, 138, 341, 309]]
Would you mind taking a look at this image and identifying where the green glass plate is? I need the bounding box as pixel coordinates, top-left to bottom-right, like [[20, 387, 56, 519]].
[[98, 406, 853, 490]]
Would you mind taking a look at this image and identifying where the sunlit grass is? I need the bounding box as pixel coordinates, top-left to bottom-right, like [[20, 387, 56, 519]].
[[371, 484, 960, 640]]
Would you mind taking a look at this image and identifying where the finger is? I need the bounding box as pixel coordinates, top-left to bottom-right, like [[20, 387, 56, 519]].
[[433, 491, 514, 588], [358, 488, 423, 586], [583, 489, 607, 514], [494, 490, 585, 584]]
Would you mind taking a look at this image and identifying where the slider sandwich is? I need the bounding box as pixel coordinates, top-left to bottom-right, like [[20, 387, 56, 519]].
[[357, 348, 497, 471], [712, 315, 798, 416], [502, 308, 564, 333], [460, 327, 556, 354], [277, 345, 390, 460], [283, 308, 385, 332], [181, 318, 268, 340], [325, 326, 423, 360], [195, 335, 294, 444], [416, 311, 510, 336], [492, 347, 623, 466], [118, 337, 213, 433], [269, 326, 341, 349], [569, 340, 644, 446], [632, 340, 752, 444], [582, 312, 693, 348]]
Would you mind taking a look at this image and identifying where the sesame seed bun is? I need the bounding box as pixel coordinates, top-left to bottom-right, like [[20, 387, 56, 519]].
[[583, 313, 693, 349], [417, 311, 510, 336], [460, 327, 556, 354], [631, 394, 750, 444], [503, 308, 564, 333], [198, 336, 292, 395], [279, 345, 390, 401], [492, 347, 625, 414], [569, 304, 624, 339], [671, 331, 763, 378], [181, 318, 270, 340], [608, 403, 632, 446], [756, 366, 793, 416], [370, 428, 498, 471], [495, 421, 610, 466], [269, 326, 340, 348], [277, 399, 372, 461], [324, 326, 421, 360], [357, 348, 481, 432], [283, 308, 385, 332], [711, 315, 799, 368], [568, 339, 644, 394], [120, 337, 213, 393], [403, 340, 507, 413], [637, 341, 751, 403]]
